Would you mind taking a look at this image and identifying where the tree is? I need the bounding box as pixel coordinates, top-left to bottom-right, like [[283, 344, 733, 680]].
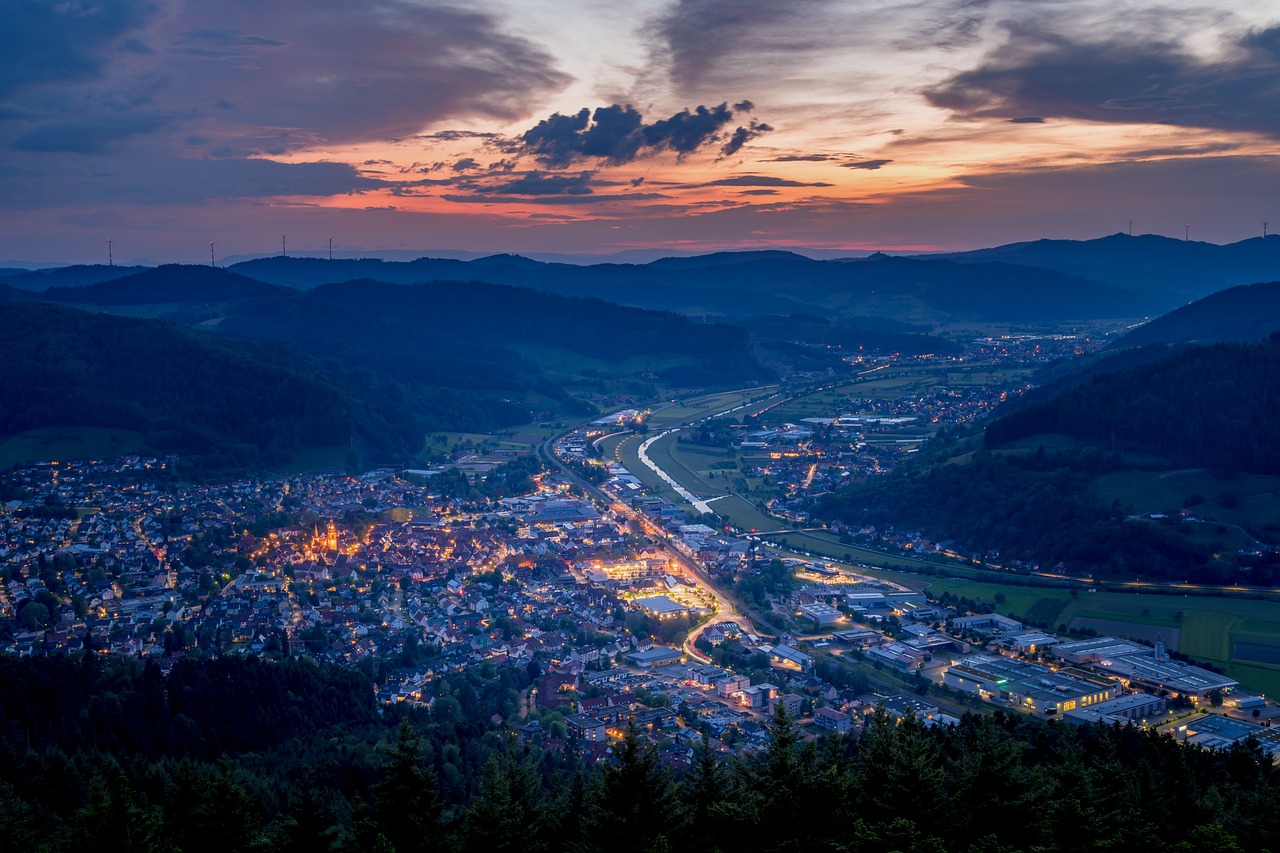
[[582, 721, 684, 852], [462, 745, 543, 853], [369, 721, 442, 853]]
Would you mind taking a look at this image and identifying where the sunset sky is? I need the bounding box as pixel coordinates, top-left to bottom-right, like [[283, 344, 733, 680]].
[[4, 0, 1280, 263]]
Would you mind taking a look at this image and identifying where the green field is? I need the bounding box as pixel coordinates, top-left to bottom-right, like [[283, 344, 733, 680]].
[[1094, 469, 1280, 516], [755, 537, 1280, 694], [712, 494, 785, 532], [645, 432, 725, 497], [0, 427, 146, 467], [1179, 610, 1237, 661]]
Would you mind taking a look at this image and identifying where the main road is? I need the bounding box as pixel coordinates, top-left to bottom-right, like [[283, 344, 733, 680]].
[[539, 421, 764, 663]]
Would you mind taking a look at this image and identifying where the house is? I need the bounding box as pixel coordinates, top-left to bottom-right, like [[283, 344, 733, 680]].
[[770, 692, 803, 718], [564, 713, 607, 742], [814, 707, 851, 734], [716, 674, 750, 698]]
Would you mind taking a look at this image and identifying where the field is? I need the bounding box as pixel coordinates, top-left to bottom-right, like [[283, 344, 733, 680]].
[[1093, 469, 1280, 517], [755, 536, 1280, 695], [0, 427, 146, 467]]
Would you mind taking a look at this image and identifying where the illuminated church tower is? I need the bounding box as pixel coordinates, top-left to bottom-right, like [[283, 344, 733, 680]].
[[326, 520, 338, 552]]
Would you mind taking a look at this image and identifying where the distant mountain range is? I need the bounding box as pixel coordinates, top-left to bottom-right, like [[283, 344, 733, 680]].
[[932, 233, 1280, 303], [10, 233, 1279, 324], [223, 251, 1147, 323]]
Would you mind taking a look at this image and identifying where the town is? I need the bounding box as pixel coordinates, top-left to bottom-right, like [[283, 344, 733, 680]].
[[3, 414, 1277, 764]]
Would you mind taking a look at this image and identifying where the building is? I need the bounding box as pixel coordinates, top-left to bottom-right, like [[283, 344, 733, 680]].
[[951, 613, 1024, 634], [1052, 636, 1239, 700], [632, 595, 690, 618], [740, 683, 779, 708], [881, 695, 939, 720], [798, 602, 844, 628], [1091, 654, 1238, 701], [1051, 636, 1148, 665], [814, 706, 851, 734], [716, 674, 750, 697], [626, 647, 685, 668], [767, 644, 814, 673], [1063, 692, 1166, 726], [770, 692, 803, 718], [944, 655, 1120, 715], [866, 641, 928, 671], [1179, 713, 1280, 759], [564, 713, 607, 742]]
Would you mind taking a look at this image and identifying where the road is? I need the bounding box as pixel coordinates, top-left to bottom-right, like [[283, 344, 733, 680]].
[[538, 430, 757, 665]]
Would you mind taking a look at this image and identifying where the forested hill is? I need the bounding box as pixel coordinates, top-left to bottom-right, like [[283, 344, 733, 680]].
[[0, 302, 520, 470], [2, 654, 1278, 853], [229, 250, 1151, 322], [932, 232, 1280, 303], [41, 264, 289, 305], [985, 336, 1280, 475], [0, 263, 146, 290], [1113, 280, 1280, 347], [215, 278, 769, 388]]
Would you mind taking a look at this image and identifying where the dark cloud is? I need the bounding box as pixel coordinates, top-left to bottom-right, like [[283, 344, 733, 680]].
[[13, 114, 173, 154], [925, 24, 1280, 138], [3, 1, 573, 156], [693, 176, 833, 188], [1009, 116, 1045, 124], [739, 189, 779, 195], [764, 154, 841, 162], [520, 102, 765, 167], [451, 158, 479, 172], [841, 159, 892, 170], [721, 120, 774, 157], [0, 0, 157, 97], [171, 27, 287, 58], [482, 171, 596, 196], [0, 155, 380, 207], [442, 192, 669, 205], [652, 0, 833, 88]]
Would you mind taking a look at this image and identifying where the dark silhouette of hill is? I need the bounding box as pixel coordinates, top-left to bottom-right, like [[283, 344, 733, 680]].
[[214, 278, 769, 390], [230, 251, 1148, 322], [0, 283, 32, 302], [0, 263, 147, 290], [41, 264, 289, 305], [735, 313, 962, 356], [986, 335, 1280, 475], [0, 302, 525, 471], [1113, 280, 1280, 347], [933, 233, 1280, 303]]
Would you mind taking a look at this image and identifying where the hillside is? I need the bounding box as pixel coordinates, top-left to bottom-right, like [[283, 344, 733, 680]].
[[41, 264, 289, 305], [933, 233, 1280, 303], [230, 251, 1151, 323], [0, 264, 147, 290], [985, 336, 1280, 475], [1114, 280, 1280, 347], [0, 302, 525, 471], [214, 278, 769, 390]]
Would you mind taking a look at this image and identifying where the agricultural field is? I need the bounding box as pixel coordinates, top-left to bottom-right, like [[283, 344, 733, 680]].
[[1093, 469, 1280, 517], [760, 539, 1280, 695]]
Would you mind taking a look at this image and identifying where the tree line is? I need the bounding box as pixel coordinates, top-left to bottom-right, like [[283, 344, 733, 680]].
[[2, 654, 1277, 852]]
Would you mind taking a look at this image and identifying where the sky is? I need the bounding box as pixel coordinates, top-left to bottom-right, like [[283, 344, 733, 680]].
[[3, 0, 1280, 264]]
